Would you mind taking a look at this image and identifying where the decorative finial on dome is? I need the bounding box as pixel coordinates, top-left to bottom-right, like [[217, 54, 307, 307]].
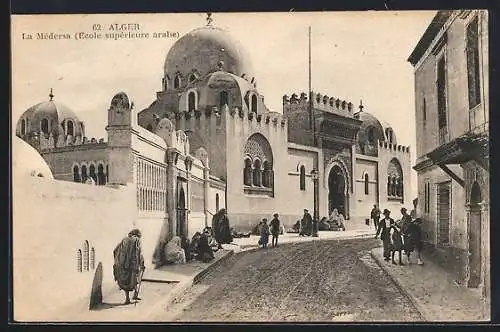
[[359, 99, 364, 112], [49, 88, 54, 101], [206, 12, 213, 26]]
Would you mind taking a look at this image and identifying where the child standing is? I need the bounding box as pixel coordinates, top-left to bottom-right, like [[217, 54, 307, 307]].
[[260, 218, 270, 249]]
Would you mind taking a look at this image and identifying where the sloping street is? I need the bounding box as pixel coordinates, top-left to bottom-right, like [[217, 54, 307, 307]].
[[156, 238, 423, 322]]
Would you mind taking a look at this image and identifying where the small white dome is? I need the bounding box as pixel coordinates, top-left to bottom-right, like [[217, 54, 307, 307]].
[[12, 136, 54, 180]]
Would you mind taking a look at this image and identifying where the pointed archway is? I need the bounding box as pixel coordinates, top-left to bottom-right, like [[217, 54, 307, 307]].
[[328, 165, 349, 218], [176, 186, 187, 238], [468, 181, 482, 288]]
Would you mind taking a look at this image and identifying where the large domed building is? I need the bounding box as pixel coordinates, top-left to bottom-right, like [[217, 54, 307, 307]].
[[16, 90, 85, 149], [15, 16, 412, 238]]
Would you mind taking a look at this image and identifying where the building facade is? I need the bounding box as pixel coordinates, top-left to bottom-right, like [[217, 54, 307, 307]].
[[408, 10, 489, 305], [15, 19, 413, 241]]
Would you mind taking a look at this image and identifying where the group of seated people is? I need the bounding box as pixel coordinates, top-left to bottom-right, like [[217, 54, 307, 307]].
[[319, 209, 346, 231], [157, 227, 221, 267]]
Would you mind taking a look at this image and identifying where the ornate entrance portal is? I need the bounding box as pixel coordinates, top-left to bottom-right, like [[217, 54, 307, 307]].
[[328, 165, 348, 217]]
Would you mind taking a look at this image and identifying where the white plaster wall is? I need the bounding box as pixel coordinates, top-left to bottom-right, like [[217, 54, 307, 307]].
[[13, 176, 135, 321]]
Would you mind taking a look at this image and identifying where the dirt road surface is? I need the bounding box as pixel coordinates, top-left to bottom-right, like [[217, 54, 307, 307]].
[[155, 238, 423, 322]]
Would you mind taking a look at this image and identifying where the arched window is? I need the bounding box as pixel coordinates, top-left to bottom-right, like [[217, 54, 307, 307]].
[[90, 247, 95, 270], [81, 165, 88, 182], [243, 158, 252, 186], [364, 173, 369, 195], [188, 91, 196, 111], [82, 241, 89, 271], [97, 164, 106, 185], [189, 74, 196, 83], [251, 94, 258, 113], [67, 120, 74, 136], [174, 75, 181, 89], [244, 133, 274, 194], [388, 158, 403, 200], [216, 193, 220, 212], [299, 165, 306, 191], [89, 164, 96, 182], [73, 165, 80, 182], [41, 118, 49, 135], [21, 119, 26, 135], [367, 127, 375, 144], [76, 249, 82, 272], [220, 91, 229, 110], [253, 159, 262, 186]]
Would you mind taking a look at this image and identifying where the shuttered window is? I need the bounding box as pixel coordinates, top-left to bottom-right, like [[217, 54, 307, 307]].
[[437, 182, 451, 247]]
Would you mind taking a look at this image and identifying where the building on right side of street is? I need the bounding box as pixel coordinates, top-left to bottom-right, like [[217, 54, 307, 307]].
[[408, 10, 489, 307]]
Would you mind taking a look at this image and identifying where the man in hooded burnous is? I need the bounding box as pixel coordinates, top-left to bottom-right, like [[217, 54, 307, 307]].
[[113, 229, 145, 304]]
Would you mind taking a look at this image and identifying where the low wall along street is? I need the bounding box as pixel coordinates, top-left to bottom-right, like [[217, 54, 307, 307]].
[[13, 176, 136, 321]]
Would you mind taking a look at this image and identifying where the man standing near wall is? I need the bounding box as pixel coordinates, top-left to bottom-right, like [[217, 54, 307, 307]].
[[113, 229, 145, 305], [370, 204, 381, 232]]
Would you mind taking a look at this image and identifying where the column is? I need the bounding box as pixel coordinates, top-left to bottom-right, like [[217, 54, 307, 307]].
[[166, 148, 180, 239], [203, 165, 211, 227]]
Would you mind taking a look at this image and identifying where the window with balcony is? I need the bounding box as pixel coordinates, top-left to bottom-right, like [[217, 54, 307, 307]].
[[437, 55, 448, 144]]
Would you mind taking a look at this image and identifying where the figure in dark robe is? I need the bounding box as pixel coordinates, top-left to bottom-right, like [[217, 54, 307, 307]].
[[113, 229, 145, 304], [197, 232, 215, 263], [300, 209, 313, 236], [399, 207, 413, 261], [213, 209, 232, 248], [375, 209, 392, 262], [407, 218, 424, 265]]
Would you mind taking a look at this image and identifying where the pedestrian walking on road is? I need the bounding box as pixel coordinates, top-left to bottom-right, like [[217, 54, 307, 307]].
[[389, 219, 404, 265], [259, 218, 270, 249], [407, 217, 424, 265], [375, 209, 392, 261], [270, 213, 281, 248], [370, 204, 381, 232], [399, 207, 412, 262], [113, 228, 145, 305]]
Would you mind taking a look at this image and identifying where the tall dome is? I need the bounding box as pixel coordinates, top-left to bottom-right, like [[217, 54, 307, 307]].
[[16, 90, 84, 141], [163, 24, 256, 90]]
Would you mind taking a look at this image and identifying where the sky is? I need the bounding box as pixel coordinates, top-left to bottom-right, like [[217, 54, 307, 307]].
[[11, 11, 436, 197]]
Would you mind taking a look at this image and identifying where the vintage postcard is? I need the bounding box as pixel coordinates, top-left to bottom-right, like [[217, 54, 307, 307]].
[[11, 11, 490, 322]]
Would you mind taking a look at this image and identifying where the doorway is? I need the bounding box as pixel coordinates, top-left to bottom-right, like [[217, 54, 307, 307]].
[[468, 181, 482, 288], [176, 186, 187, 238], [328, 165, 347, 217]]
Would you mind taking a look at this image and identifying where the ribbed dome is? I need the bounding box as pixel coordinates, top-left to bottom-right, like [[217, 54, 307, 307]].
[[357, 111, 385, 141], [12, 136, 54, 180], [16, 92, 84, 139], [164, 25, 255, 88]]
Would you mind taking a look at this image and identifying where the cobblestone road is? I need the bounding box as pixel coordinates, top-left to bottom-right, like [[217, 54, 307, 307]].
[[156, 238, 423, 322]]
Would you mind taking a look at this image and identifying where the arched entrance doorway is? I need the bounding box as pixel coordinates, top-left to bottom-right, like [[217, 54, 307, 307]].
[[177, 187, 187, 238], [328, 165, 348, 217], [468, 181, 482, 288]]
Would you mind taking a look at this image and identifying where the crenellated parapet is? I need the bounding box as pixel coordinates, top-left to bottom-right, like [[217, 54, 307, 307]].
[[283, 91, 355, 116], [378, 140, 411, 155], [38, 131, 107, 151], [176, 104, 287, 132]]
